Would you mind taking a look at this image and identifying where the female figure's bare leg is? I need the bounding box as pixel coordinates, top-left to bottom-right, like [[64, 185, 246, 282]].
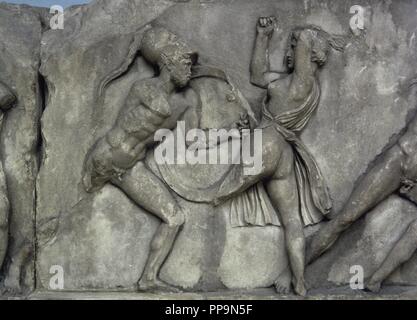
[[366, 219, 417, 292], [267, 141, 306, 296], [215, 127, 305, 295], [307, 145, 405, 264], [212, 127, 305, 295], [112, 161, 185, 292]]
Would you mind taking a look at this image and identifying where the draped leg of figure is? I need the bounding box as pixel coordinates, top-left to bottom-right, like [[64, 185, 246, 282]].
[[214, 127, 305, 295], [112, 162, 185, 292], [215, 126, 288, 203], [366, 219, 417, 293], [267, 141, 306, 296], [307, 145, 405, 264]]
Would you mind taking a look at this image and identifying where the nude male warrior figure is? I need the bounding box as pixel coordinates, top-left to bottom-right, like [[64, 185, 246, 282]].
[[82, 26, 197, 291]]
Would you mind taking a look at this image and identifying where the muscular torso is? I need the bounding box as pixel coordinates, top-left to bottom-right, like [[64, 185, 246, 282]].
[[106, 79, 185, 169], [104, 72, 255, 171]]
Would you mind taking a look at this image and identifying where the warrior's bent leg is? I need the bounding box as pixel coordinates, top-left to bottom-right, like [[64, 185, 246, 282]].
[[112, 161, 185, 291], [366, 219, 417, 292], [267, 140, 306, 296], [307, 144, 405, 264]]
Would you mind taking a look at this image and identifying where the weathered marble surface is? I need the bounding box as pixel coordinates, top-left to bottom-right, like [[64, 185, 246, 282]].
[[0, 0, 415, 296], [35, 0, 417, 291], [0, 3, 45, 293], [23, 286, 417, 300], [35, 0, 289, 291], [306, 196, 417, 289], [35, 1, 175, 290]]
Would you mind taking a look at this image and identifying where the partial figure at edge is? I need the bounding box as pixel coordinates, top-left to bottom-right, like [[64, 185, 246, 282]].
[[0, 81, 15, 278], [306, 100, 417, 292]]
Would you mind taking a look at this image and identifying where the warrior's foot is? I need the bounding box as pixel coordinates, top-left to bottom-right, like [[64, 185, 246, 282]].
[[2, 265, 23, 296], [138, 278, 183, 293], [365, 280, 382, 293], [293, 277, 307, 297], [1, 285, 22, 296], [274, 267, 292, 295], [1, 279, 23, 296], [274, 280, 291, 295]]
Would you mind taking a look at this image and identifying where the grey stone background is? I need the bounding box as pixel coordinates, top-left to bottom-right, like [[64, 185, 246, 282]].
[[1, 0, 417, 293]]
